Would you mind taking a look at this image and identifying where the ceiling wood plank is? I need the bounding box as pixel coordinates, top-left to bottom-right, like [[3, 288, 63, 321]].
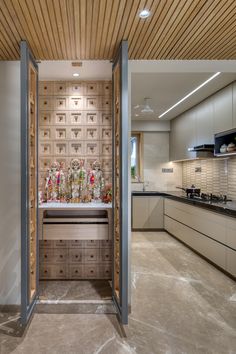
[[182, 1, 236, 59], [0, 0, 236, 60]]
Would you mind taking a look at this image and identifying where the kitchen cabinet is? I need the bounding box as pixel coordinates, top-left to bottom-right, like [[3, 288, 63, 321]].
[[170, 110, 196, 161], [195, 98, 214, 145], [233, 82, 236, 129], [164, 199, 236, 277], [132, 196, 164, 230], [213, 85, 233, 134]]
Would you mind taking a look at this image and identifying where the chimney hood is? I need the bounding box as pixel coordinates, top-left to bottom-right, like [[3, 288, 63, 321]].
[[188, 144, 215, 152]]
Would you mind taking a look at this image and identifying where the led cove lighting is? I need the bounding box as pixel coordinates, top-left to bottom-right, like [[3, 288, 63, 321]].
[[139, 9, 150, 18], [73, 73, 79, 77], [158, 72, 221, 118]]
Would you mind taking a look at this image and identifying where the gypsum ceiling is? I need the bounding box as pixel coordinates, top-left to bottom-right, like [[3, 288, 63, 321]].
[[1, 0, 236, 60]]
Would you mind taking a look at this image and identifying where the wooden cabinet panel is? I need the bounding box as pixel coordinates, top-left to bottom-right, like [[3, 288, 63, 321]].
[[226, 218, 236, 250], [132, 196, 164, 229], [213, 85, 233, 134]]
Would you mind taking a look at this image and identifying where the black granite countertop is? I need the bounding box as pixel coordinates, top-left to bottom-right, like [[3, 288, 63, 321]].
[[132, 190, 236, 218]]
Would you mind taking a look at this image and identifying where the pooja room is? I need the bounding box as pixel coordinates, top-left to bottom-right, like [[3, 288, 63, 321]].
[[32, 60, 117, 309]]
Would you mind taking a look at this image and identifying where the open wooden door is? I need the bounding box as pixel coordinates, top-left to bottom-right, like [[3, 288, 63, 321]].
[[112, 41, 129, 325], [20, 41, 39, 325]]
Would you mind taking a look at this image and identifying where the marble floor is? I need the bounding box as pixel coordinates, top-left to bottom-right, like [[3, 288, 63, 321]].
[[38, 280, 112, 301], [1, 231, 236, 354]]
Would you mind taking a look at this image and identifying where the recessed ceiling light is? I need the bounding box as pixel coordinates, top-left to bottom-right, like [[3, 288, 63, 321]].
[[73, 73, 79, 77], [158, 72, 221, 118], [139, 9, 151, 19]]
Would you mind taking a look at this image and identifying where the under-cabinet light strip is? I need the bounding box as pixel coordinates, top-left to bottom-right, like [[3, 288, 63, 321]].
[[158, 72, 221, 118]]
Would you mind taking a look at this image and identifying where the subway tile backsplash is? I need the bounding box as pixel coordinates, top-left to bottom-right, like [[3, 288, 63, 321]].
[[182, 157, 236, 200]]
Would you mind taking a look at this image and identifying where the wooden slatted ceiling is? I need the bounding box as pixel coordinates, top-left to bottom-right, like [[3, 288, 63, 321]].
[[0, 0, 236, 60]]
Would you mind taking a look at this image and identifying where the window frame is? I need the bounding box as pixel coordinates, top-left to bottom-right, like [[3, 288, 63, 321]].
[[130, 132, 143, 182]]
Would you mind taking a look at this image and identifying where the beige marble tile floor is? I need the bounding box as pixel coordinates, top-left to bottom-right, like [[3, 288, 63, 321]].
[[0, 231, 236, 354]]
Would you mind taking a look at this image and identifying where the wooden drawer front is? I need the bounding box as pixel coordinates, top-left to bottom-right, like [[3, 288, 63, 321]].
[[68, 82, 84, 95], [69, 127, 83, 140], [53, 264, 67, 279], [85, 142, 99, 156], [39, 158, 52, 171], [85, 97, 99, 110], [69, 240, 83, 248], [84, 240, 100, 248], [69, 96, 83, 110], [54, 82, 67, 95], [85, 112, 99, 125], [100, 127, 112, 140], [39, 127, 52, 140], [53, 249, 68, 263], [164, 216, 226, 270], [164, 199, 226, 244], [101, 97, 111, 110], [102, 82, 112, 96], [39, 97, 53, 110], [101, 113, 112, 125], [83, 265, 99, 278], [55, 97, 67, 110], [54, 239, 67, 248], [68, 265, 83, 279], [69, 142, 84, 156], [100, 248, 112, 262], [85, 127, 99, 140], [85, 82, 99, 95], [69, 249, 83, 263], [226, 248, 236, 277], [39, 142, 53, 156], [101, 240, 112, 248], [39, 112, 53, 125], [43, 224, 108, 240], [40, 249, 54, 263], [69, 112, 83, 124], [40, 239, 55, 249], [54, 142, 68, 156], [55, 112, 67, 125], [100, 142, 112, 155], [226, 218, 236, 250], [101, 158, 112, 172], [99, 264, 112, 279], [39, 81, 53, 95], [55, 128, 67, 140], [84, 248, 99, 263]]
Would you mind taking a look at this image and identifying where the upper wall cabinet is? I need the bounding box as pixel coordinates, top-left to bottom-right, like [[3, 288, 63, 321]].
[[170, 110, 196, 161], [195, 97, 214, 145], [213, 85, 233, 134], [233, 82, 236, 129]]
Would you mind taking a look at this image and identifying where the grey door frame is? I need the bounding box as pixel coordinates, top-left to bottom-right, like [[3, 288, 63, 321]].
[[112, 40, 129, 325], [20, 40, 39, 325]]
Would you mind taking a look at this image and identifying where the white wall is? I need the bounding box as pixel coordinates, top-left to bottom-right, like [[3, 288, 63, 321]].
[[0, 62, 21, 305], [132, 132, 182, 191]]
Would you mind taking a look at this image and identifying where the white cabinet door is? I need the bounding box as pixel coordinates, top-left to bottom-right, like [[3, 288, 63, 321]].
[[226, 249, 236, 277], [132, 196, 149, 229], [233, 81, 236, 129], [195, 98, 214, 145], [213, 85, 233, 134], [148, 197, 164, 229]]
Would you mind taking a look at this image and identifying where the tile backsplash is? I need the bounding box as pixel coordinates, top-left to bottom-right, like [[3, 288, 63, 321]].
[[182, 157, 236, 200]]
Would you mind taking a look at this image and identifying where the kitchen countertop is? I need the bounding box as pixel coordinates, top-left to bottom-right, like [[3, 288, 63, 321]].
[[39, 202, 112, 209], [132, 190, 236, 218]]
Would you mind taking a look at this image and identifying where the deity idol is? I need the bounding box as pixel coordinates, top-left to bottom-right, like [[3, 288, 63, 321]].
[[68, 159, 86, 202]]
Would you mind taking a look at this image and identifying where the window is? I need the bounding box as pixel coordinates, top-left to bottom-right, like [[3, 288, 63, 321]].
[[130, 132, 143, 181]]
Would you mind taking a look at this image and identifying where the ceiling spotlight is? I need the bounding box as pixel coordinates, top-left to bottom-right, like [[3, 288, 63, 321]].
[[73, 73, 79, 77], [139, 9, 151, 19]]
